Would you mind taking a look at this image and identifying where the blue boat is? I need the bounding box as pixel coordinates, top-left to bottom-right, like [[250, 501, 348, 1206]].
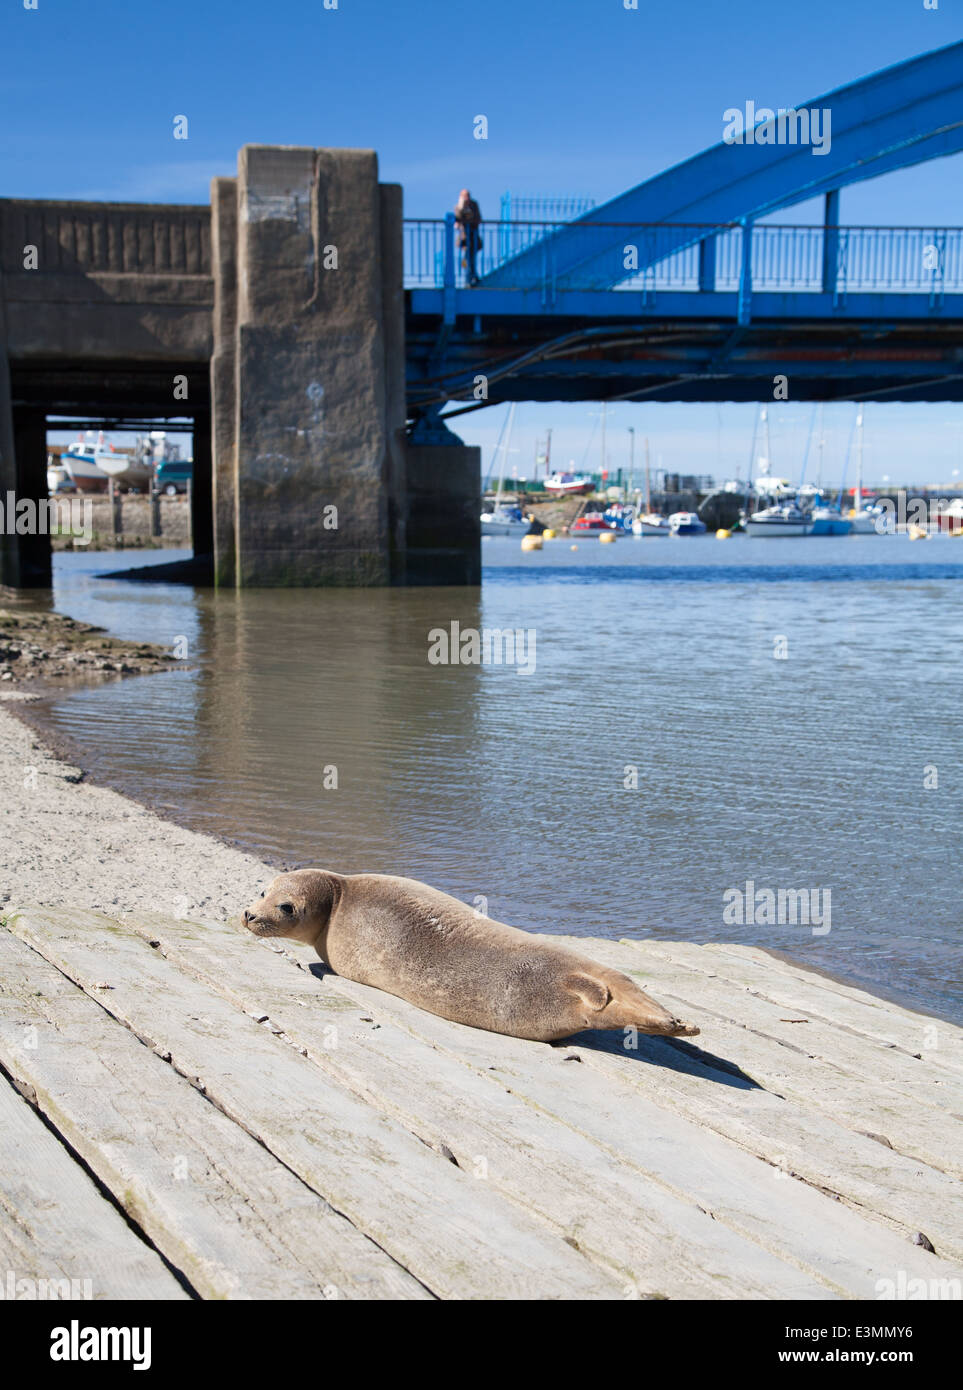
[[668, 510, 707, 535], [809, 506, 852, 536]]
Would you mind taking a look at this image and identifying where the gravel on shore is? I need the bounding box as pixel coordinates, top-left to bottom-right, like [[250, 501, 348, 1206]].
[[0, 608, 176, 688], [0, 698, 271, 922]]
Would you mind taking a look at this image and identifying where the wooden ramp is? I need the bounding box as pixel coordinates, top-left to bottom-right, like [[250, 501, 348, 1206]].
[[0, 907, 960, 1301]]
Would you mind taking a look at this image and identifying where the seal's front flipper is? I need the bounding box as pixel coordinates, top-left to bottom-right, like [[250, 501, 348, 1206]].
[[563, 971, 611, 1016]]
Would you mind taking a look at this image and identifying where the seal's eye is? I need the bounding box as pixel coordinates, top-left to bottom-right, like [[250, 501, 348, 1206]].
[[260, 891, 265, 899], [279, 902, 295, 917]]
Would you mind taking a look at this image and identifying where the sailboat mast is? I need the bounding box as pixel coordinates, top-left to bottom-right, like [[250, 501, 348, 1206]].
[[644, 437, 651, 514], [764, 407, 771, 477], [854, 408, 864, 514], [494, 402, 516, 504], [600, 402, 607, 480]]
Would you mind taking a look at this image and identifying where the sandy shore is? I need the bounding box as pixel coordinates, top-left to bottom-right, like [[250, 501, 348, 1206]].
[[0, 697, 270, 920]]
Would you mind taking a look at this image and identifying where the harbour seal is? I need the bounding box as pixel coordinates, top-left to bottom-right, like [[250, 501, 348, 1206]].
[[242, 870, 700, 1043]]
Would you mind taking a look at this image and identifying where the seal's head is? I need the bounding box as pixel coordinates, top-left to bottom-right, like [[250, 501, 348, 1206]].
[[243, 869, 341, 946]]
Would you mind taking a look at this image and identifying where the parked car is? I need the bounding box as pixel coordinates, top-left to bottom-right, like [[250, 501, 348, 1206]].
[[155, 459, 193, 496]]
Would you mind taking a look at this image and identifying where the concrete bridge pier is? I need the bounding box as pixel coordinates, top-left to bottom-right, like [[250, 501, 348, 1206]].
[[214, 145, 479, 588], [1, 312, 50, 586], [212, 144, 479, 587]]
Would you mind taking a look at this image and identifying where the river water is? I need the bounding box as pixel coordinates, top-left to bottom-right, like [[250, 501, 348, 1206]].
[[29, 534, 963, 1023]]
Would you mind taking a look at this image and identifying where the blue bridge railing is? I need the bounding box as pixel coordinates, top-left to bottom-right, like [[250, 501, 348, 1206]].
[[403, 219, 963, 296]]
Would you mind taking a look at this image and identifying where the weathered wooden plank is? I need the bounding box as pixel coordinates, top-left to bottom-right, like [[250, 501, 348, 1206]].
[[552, 938, 960, 1165], [525, 940, 963, 1262], [0, 1071, 187, 1301], [308, 969, 963, 1283], [114, 909, 853, 1300], [560, 936, 963, 1175], [0, 931, 429, 1301], [8, 910, 621, 1300], [634, 938, 963, 1074], [116, 909, 963, 1293]]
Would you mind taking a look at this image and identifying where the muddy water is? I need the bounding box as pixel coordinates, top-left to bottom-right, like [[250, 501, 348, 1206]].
[[29, 536, 963, 1023]]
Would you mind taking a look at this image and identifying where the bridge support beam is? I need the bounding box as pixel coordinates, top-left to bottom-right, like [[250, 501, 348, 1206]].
[[1, 278, 50, 588], [210, 176, 239, 587], [406, 410, 480, 584], [0, 333, 19, 589], [822, 189, 841, 297]]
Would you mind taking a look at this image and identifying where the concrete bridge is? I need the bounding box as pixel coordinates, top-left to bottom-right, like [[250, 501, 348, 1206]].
[[0, 148, 480, 589], [3, 40, 963, 589]]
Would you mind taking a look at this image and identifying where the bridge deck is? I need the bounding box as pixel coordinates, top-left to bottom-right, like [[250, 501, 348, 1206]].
[[1, 906, 959, 1300]]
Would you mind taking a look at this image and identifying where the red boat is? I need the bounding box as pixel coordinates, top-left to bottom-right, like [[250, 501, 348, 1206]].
[[572, 512, 618, 535], [936, 499, 963, 534], [543, 471, 594, 496]]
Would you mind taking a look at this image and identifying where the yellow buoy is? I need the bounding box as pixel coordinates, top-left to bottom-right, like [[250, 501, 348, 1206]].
[[599, 531, 617, 544], [543, 528, 557, 539], [570, 544, 578, 551], [908, 523, 929, 541], [521, 534, 543, 551], [716, 528, 731, 539]]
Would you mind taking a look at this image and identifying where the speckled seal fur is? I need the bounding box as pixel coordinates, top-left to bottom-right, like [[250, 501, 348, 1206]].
[[244, 869, 700, 1043]]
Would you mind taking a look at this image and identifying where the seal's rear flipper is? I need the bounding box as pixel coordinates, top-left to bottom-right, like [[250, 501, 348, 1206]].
[[563, 972, 611, 1013]]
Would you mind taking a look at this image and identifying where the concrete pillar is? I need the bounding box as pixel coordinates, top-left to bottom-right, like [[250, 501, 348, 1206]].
[[11, 407, 51, 587], [210, 176, 238, 586], [0, 338, 18, 589], [230, 145, 405, 586], [405, 420, 481, 585], [191, 406, 213, 565], [379, 182, 408, 582]]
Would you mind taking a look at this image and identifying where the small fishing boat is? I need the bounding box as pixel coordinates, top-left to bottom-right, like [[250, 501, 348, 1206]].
[[572, 512, 619, 536], [481, 506, 529, 538], [543, 470, 594, 496], [60, 440, 110, 494], [98, 450, 152, 492], [46, 459, 71, 494], [602, 503, 635, 532], [809, 504, 852, 536], [843, 410, 889, 534], [632, 512, 670, 536], [937, 499, 963, 534], [481, 403, 530, 536], [745, 503, 813, 537], [848, 503, 889, 535], [668, 510, 707, 535]]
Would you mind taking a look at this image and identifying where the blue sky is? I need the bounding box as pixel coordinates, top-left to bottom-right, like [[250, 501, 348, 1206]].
[[4, 0, 963, 484]]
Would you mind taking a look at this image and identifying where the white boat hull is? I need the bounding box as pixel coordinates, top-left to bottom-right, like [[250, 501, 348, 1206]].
[[481, 518, 530, 537], [745, 518, 812, 536], [63, 457, 110, 493]]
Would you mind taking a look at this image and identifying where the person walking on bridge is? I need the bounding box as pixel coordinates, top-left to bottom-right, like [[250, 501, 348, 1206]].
[[455, 189, 482, 287]]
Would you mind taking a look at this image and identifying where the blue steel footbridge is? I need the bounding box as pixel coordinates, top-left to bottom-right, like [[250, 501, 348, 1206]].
[[404, 40, 963, 416]]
